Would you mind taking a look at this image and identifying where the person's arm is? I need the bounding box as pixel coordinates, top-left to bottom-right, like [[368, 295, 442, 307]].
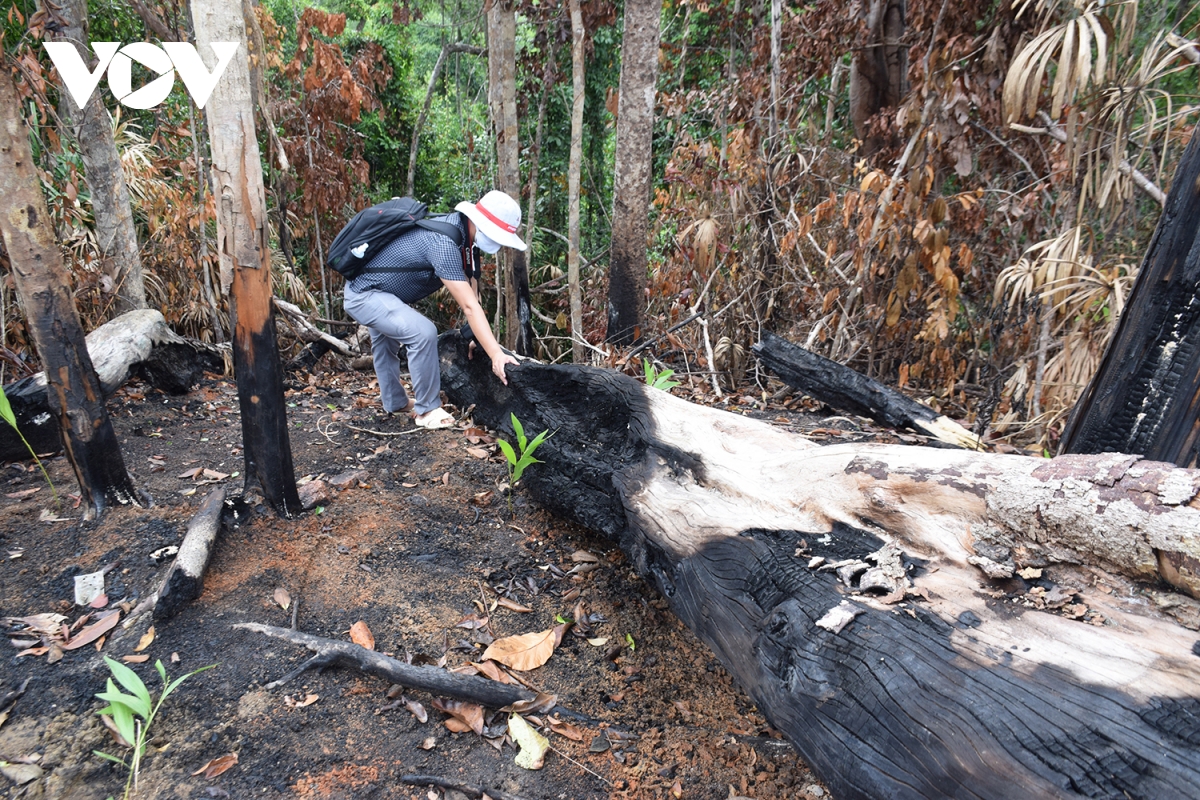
[[442, 277, 518, 384]]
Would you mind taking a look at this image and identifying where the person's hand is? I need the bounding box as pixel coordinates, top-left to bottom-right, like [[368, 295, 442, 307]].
[[492, 352, 519, 385]]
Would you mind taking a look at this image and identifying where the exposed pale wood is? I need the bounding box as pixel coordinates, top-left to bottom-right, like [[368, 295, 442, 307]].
[[567, 0, 585, 363], [754, 331, 982, 449], [154, 488, 226, 620], [272, 297, 357, 358], [441, 333, 1200, 800]]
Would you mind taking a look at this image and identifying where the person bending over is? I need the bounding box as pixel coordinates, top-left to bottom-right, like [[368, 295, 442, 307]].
[[343, 190, 524, 429]]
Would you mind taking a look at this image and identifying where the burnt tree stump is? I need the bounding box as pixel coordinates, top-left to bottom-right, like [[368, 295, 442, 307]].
[[440, 333, 1200, 800]]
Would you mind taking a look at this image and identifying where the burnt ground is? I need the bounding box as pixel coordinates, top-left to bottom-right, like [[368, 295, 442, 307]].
[[0, 367, 867, 800]]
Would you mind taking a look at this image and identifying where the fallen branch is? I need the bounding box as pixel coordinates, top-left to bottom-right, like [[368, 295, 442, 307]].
[[154, 488, 226, 620], [272, 297, 357, 358], [235, 623, 591, 721], [754, 332, 983, 450]]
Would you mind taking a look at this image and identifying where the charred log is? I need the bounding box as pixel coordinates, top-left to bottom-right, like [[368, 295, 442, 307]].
[[0, 310, 224, 462], [440, 332, 1200, 800], [754, 331, 982, 449]]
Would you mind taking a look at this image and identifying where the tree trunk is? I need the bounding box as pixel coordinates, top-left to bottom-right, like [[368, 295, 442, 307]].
[[0, 310, 224, 462], [1059, 128, 1200, 468], [487, 1, 534, 356], [56, 0, 148, 314], [848, 0, 907, 157], [439, 332, 1200, 800], [0, 70, 138, 518], [568, 0, 586, 363], [192, 0, 301, 516], [606, 0, 661, 346]]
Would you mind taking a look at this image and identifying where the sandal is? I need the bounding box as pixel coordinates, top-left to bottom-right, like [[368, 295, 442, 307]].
[[414, 407, 455, 430]]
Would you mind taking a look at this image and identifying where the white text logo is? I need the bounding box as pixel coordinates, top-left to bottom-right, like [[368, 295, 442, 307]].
[[43, 41, 238, 110]]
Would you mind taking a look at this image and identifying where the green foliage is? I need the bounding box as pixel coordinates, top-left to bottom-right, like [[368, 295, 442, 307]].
[[497, 413, 551, 486], [642, 359, 680, 391], [94, 656, 215, 800], [0, 384, 57, 505]]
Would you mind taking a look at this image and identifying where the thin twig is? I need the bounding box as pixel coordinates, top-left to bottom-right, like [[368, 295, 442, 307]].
[[345, 423, 429, 438], [550, 744, 613, 786], [400, 775, 532, 800]]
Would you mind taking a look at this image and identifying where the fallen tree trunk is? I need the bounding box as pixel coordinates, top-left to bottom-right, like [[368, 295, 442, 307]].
[[440, 333, 1200, 800], [754, 331, 982, 450], [0, 310, 224, 462], [154, 488, 226, 620]]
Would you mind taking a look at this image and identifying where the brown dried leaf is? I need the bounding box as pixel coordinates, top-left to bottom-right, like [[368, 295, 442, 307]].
[[134, 626, 155, 652], [496, 597, 533, 613], [284, 693, 319, 708], [177, 467, 203, 480], [349, 621, 375, 650], [273, 588, 291, 611], [466, 447, 489, 459], [404, 697, 427, 723], [470, 660, 514, 684], [62, 611, 120, 651], [546, 716, 584, 741], [482, 629, 557, 671], [570, 550, 599, 563], [430, 698, 484, 735], [456, 614, 489, 630], [122, 654, 149, 663], [190, 752, 238, 778], [501, 692, 557, 714]]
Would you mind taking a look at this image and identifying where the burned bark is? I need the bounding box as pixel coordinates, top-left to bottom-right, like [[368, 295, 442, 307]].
[[754, 331, 981, 449], [0, 69, 138, 517], [440, 333, 1200, 800], [0, 310, 224, 462], [193, 0, 301, 516], [153, 488, 226, 620], [1059, 127, 1200, 468], [606, 0, 661, 346]]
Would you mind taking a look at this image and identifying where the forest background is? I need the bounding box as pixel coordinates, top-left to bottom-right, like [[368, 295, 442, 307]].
[[1, 0, 1198, 451]]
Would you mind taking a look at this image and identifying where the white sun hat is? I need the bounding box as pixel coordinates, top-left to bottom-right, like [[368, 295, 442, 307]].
[[456, 190, 528, 252]]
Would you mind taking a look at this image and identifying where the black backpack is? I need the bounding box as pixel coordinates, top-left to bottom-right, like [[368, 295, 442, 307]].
[[326, 197, 466, 280]]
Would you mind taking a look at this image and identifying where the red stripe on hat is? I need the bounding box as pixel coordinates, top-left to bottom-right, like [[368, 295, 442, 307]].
[[475, 202, 517, 234]]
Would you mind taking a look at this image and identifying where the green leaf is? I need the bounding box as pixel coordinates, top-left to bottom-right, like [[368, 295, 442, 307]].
[[161, 664, 216, 702], [625, 633, 636, 651], [92, 750, 129, 768], [496, 438, 517, 467], [643, 359, 654, 383], [96, 681, 150, 722], [511, 454, 541, 484], [510, 413, 527, 452], [103, 698, 137, 745], [0, 384, 16, 428], [155, 660, 167, 686], [103, 657, 152, 718]]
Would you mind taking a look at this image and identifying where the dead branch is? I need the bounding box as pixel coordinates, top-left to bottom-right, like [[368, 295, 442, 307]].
[[400, 775, 531, 800]]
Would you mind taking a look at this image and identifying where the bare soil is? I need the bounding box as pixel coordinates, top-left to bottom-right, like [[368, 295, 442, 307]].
[[0, 369, 834, 800]]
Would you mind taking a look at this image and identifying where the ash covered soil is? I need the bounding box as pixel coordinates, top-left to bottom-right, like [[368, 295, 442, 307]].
[[0, 368, 837, 800]]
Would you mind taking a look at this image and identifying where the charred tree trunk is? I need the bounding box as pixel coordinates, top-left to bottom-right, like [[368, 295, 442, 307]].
[[0, 70, 138, 517], [486, 2, 534, 356], [56, 0, 148, 314], [0, 310, 224, 462], [192, 0, 300, 516], [440, 332, 1200, 800], [754, 332, 981, 449], [849, 0, 907, 157], [606, 0, 661, 346], [1059, 128, 1200, 468]]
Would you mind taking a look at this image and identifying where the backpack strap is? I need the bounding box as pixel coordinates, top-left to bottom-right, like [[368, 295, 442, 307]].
[[361, 215, 476, 279]]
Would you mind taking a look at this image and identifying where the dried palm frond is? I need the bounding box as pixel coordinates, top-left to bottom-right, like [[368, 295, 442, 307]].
[[994, 225, 1089, 310], [1004, 2, 1112, 123]]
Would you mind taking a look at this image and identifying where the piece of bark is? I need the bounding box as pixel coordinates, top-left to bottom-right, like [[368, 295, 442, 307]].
[[235, 622, 586, 721], [440, 331, 1200, 800], [154, 488, 226, 620], [0, 310, 224, 461], [297, 480, 329, 510], [754, 331, 982, 450]]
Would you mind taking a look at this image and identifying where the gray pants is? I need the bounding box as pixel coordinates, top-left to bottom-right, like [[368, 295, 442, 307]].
[[344, 287, 441, 414]]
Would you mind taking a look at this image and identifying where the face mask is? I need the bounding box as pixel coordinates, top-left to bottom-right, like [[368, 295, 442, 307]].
[[474, 229, 501, 254]]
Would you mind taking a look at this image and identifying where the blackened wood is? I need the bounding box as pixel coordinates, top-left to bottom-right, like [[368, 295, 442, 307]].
[[236, 622, 584, 720], [1060, 127, 1200, 467], [0, 310, 224, 462], [194, 0, 300, 516], [754, 331, 981, 449], [154, 488, 226, 620], [439, 332, 1200, 800], [0, 70, 137, 517]]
